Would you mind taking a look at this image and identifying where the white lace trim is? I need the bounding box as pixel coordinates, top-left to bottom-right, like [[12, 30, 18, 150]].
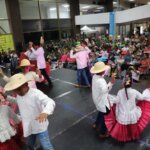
[[0, 127, 16, 143], [116, 106, 142, 125]]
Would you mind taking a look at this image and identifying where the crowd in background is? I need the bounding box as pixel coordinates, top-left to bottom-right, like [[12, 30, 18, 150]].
[[0, 33, 150, 84], [44, 34, 150, 82], [0, 32, 150, 149], [0, 49, 18, 75]]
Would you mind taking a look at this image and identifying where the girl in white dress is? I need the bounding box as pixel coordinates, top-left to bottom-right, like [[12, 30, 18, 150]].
[[105, 74, 150, 142]]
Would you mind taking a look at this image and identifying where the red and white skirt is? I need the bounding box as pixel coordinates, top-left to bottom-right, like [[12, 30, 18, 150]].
[[105, 101, 150, 142], [0, 122, 24, 150], [0, 135, 21, 150]]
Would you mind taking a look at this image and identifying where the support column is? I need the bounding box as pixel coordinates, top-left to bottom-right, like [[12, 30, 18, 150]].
[[69, 0, 80, 38], [5, 0, 24, 53], [129, 23, 133, 36]]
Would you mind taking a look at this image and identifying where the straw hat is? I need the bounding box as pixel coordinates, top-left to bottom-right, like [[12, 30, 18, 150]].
[[90, 62, 110, 74], [20, 59, 34, 67], [4, 73, 28, 91]]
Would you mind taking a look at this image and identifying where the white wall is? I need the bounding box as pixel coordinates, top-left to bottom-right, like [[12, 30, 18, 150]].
[[75, 13, 109, 25], [75, 4, 150, 25], [116, 5, 150, 23]]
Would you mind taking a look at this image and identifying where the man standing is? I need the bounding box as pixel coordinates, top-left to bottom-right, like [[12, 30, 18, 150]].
[[70, 41, 91, 87], [30, 41, 52, 87], [90, 62, 116, 138]]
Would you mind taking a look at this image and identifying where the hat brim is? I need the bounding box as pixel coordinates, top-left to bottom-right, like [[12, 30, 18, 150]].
[[4, 79, 28, 91], [90, 65, 110, 74], [18, 64, 35, 68]]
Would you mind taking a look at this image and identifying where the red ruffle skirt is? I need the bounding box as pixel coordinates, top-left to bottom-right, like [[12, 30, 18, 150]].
[[0, 135, 21, 150], [0, 122, 24, 150], [105, 101, 150, 142]]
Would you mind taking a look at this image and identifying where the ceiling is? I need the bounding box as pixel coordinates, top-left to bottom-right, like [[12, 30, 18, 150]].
[[79, 0, 150, 13], [19, 0, 150, 13], [79, 0, 150, 5]]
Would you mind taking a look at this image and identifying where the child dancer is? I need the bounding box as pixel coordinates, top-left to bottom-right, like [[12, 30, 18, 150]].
[[105, 74, 150, 142], [90, 62, 116, 138], [4, 73, 55, 150]]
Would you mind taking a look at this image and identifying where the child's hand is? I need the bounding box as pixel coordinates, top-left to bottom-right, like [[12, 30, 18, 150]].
[[35, 113, 48, 123]]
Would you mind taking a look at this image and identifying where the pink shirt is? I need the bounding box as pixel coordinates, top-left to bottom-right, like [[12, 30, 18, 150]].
[[31, 47, 46, 69], [70, 48, 91, 69]]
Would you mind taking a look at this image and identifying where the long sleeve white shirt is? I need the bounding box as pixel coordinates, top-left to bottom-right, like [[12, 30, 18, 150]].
[[92, 75, 113, 113], [31, 47, 46, 69], [115, 88, 144, 125], [24, 50, 36, 60], [7, 88, 55, 137], [0, 105, 20, 142]]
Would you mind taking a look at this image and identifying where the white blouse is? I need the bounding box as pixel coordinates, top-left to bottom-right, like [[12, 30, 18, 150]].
[[0, 105, 20, 142], [115, 88, 143, 125], [142, 88, 150, 101]]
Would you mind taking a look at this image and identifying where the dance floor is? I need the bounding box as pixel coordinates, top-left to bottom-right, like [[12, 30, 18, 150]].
[[1, 68, 149, 150], [35, 68, 150, 150]]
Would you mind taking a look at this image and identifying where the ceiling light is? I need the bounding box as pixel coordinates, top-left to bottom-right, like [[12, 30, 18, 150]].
[[113, 2, 117, 4], [63, 4, 69, 8], [147, 2, 150, 4], [82, 6, 90, 9], [129, 0, 135, 2], [49, 8, 56, 11]]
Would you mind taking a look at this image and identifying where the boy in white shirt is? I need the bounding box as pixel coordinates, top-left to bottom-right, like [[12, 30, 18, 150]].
[[90, 62, 116, 138], [4, 73, 55, 150]]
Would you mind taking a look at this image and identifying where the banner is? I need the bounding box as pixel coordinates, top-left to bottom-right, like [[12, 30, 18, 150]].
[[109, 12, 115, 37], [0, 34, 14, 51]]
